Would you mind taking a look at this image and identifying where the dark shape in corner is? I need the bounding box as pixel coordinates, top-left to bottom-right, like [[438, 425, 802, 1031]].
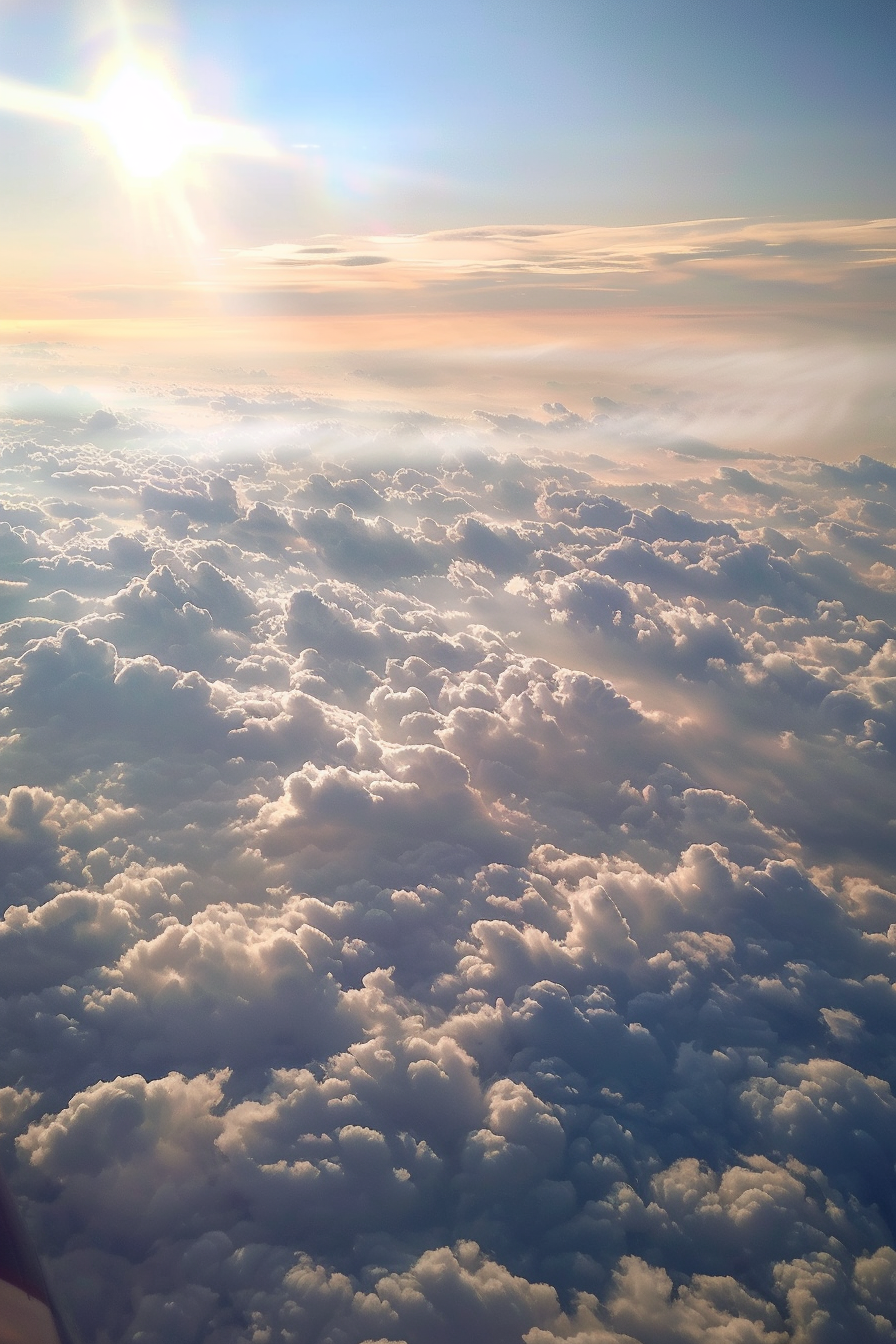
[[0, 1166, 74, 1344]]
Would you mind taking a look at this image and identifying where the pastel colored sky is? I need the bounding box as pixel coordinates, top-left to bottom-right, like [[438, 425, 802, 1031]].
[[1, 2, 895, 298], [0, 2, 894, 446], [3, 0, 896, 231]]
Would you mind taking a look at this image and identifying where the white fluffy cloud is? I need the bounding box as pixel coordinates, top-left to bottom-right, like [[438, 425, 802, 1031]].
[[0, 389, 895, 1342]]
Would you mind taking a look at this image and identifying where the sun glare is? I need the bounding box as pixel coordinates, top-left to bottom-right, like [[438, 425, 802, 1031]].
[[93, 65, 193, 179], [0, 57, 276, 185]]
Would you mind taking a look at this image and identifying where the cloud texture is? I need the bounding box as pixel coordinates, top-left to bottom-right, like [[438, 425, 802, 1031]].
[[1, 385, 896, 1343], [232, 217, 896, 292]]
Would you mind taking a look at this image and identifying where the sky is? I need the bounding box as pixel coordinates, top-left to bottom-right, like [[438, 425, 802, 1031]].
[[4, 0, 896, 229], [0, 3, 895, 342], [0, 1, 894, 456], [1, 4, 896, 1344]]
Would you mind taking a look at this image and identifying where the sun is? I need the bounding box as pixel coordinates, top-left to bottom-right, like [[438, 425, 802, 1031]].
[[93, 65, 195, 179], [0, 61, 276, 183]]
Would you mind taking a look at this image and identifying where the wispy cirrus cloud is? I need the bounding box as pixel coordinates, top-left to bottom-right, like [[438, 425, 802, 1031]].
[[226, 216, 896, 295]]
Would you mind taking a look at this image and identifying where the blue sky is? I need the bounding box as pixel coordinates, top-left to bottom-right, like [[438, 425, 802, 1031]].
[[1, 0, 895, 234], [202, 0, 896, 225]]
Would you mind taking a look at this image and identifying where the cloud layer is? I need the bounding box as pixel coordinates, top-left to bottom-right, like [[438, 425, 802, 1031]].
[[1, 385, 896, 1343], [231, 217, 896, 295]]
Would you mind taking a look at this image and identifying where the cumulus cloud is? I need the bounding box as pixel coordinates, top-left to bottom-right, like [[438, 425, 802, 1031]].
[[0, 384, 895, 1342]]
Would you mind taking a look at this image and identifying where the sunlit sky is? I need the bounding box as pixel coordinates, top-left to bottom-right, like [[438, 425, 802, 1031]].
[[0, 0, 894, 445], [4, 0, 896, 228]]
